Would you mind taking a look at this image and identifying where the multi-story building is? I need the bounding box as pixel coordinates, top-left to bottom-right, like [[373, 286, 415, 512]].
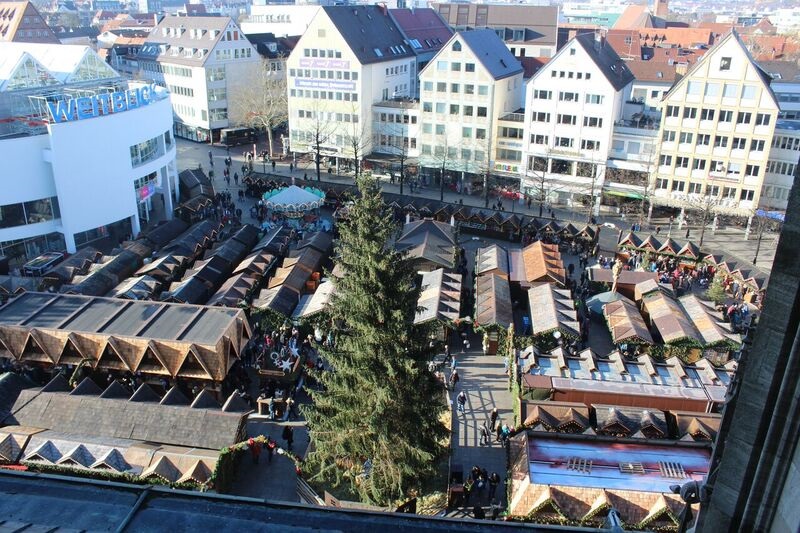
[[0, 1, 60, 44], [138, 15, 260, 142], [760, 121, 800, 212], [433, 3, 558, 60], [418, 29, 523, 192], [240, 5, 320, 38], [0, 43, 177, 260], [286, 6, 417, 170], [388, 8, 452, 98], [521, 33, 634, 212], [650, 30, 780, 218], [759, 60, 800, 121]]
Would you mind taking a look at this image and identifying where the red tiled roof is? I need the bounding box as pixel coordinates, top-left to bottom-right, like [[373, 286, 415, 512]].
[[605, 29, 642, 60], [625, 58, 679, 83], [519, 56, 549, 78], [638, 27, 714, 48], [389, 8, 453, 52]]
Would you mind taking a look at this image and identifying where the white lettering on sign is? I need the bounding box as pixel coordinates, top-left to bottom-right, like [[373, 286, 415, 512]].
[[47, 84, 160, 123]]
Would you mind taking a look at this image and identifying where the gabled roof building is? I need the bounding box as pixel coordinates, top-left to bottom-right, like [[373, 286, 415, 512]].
[[0, 1, 59, 44], [138, 15, 260, 142]]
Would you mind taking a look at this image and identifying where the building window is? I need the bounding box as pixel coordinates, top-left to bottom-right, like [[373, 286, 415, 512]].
[[531, 134, 548, 144], [659, 154, 673, 166], [557, 114, 576, 125], [478, 85, 489, 96], [583, 117, 603, 127], [740, 189, 754, 201], [683, 107, 697, 119], [692, 159, 706, 171], [451, 62, 461, 71], [585, 94, 603, 105], [452, 41, 461, 51], [435, 124, 445, 135], [679, 132, 693, 144], [450, 104, 459, 115], [465, 84, 475, 95], [476, 128, 486, 140], [532, 112, 550, 122], [714, 136, 729, 148], [477, 107, 487, 117], [581, 139, 600, 151], [656, 178, 669, 189], [671, 180, 685, 192], [451, 83, 460, 93], [750, 139, 765, 151], [719, 110, 733, 123], [697, 134, 710, 146], [423, 102, 432, 112], [436, 60, 447, 70], [755, 113, 771, 126], [435, 103, 445, 113], [745, 164, 760, 176], [688, 182, 702, 194], [737, 112, 752, 125], [558, 91, 579, 102], [720, 57, 732, 71], [662, 130, 676, 142], [701, 108, 715, 121], [675, 156, 689, 168], [723, 83, 738, 98], [465, 63, 475, 72], [533, 90, 551, 99], [741, 85, 756, 99], [687, 81, 701, 95], [665, 105, 679, 117], [436, 82, 446, 92], [732, 137, 746, 150], [555, 137, 573, 148], [462, 127, 472, 138], [130, 136, 161, 167], [705, 83, 719, 97]]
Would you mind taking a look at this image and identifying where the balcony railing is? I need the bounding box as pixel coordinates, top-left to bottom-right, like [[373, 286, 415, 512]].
[[499, 112, 525, 122], [614, 118, 660, 131]]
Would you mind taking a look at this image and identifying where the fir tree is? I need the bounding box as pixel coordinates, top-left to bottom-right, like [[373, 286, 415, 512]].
[[303, 176, 448, 505]]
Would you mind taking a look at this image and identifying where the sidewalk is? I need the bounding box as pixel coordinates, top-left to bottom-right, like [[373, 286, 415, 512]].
[[448, 337, 514, 519]]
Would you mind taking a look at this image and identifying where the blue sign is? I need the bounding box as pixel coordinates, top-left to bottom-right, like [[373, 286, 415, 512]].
[[47, 83, 160, 123]]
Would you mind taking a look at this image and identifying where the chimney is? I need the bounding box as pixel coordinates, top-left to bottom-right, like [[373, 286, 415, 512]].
[[654, 0, 669, 18]]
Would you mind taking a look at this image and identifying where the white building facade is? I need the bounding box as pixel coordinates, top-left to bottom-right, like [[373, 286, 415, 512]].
[[650, 31, 779, 217], [0, 44, 176, 260], [418, 29, 523, 191], [138, 15, 260, 142], [521, 33, 633, 212], [286, 6, 416, 169]]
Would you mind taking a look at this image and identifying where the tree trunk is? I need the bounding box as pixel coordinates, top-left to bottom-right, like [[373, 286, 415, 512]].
[[266, 126, 274, 159], [699, 209, 708, 247], [315, 144, 321, 182], [399, 159, 405, 196], [440, 166, 445, 202], [753, 223, 765, 265], [484, 172, 489, 208]]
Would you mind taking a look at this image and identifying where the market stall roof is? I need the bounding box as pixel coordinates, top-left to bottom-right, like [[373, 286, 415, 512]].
[[527, 282, 580, 338], [161, 220, 221, 259], [206, 273, 258, 307], [515, 241, 566, 286], [475, 273, 513, 330], [263, 185, 325, 213], [602, 296, 654, 345], [292, 280, 335, 319], [296, 231, 334, 255], [161, 277, 211, 305], [703, 253, 769, 291], [677, 294, 741, 347], [43, 247, 102, 286], [641, 290, 703, 345], [252, 226, 294, 256], [66, 246, 152, 297], [618, 231, 705, 262], [394, 219, 457, 271], [475, 244, 509, 278], [135, 254, 187, 283], [0, 292, 251, 382], [253, 285, 300, 317], [141, 219, 190, 249], [107, 275, 160, 300], [414, 269, 462, 325], [232, 251, 276, 277]]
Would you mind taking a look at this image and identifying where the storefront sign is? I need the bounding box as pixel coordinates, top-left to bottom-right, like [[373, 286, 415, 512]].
[[494, 162, 520, 173], [299, 58, 350, 69], [137, 183, 156, 202], [47, 83, 160, 124], [294, 79, 356, 91]]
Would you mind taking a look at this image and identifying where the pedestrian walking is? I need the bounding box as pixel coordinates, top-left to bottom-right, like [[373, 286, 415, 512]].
[[495, 423, 502, 443], [234, 173, 239, 185], [489, 407, 498, 431], [444, 344, 451, 363], [480, 424, 491, 446], [272, 160, 276, 172], [208, 150, 212, 163], [284, 396, 295, 421], [449, 369, 459, 390], [225, 175, 231, 186], [282, 425, 294, 451], [450, 357, 457, 372], [457, 390, 467, 414], [289, 163, 294, 172]]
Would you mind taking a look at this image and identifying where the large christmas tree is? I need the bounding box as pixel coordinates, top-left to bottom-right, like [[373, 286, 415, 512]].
[[304, 176, 448, 505]]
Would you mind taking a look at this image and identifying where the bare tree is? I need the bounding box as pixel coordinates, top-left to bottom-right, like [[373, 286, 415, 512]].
[[747, 210, 780, 265], [685, 192, 720, 247], [382, 122, 412, 196], [342, 104, 370, 181], [231, 59, 287, 159]]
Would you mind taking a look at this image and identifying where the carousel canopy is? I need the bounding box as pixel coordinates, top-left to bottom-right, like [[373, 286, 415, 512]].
[[263, 185, 325, 213], [527, 283, 580, 338]]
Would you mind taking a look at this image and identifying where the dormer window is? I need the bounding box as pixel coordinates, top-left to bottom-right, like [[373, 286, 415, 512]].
[[452, 40, 461, 51], [720, 57, 731, 71]]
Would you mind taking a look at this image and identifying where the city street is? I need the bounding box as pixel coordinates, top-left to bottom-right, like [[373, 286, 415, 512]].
[[175, 137, 778, 272]]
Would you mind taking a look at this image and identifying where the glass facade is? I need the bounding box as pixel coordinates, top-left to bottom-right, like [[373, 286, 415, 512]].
[[0, 197, 60, 229], [0, 232, 66, 264], [130, 136, 162, 167]]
